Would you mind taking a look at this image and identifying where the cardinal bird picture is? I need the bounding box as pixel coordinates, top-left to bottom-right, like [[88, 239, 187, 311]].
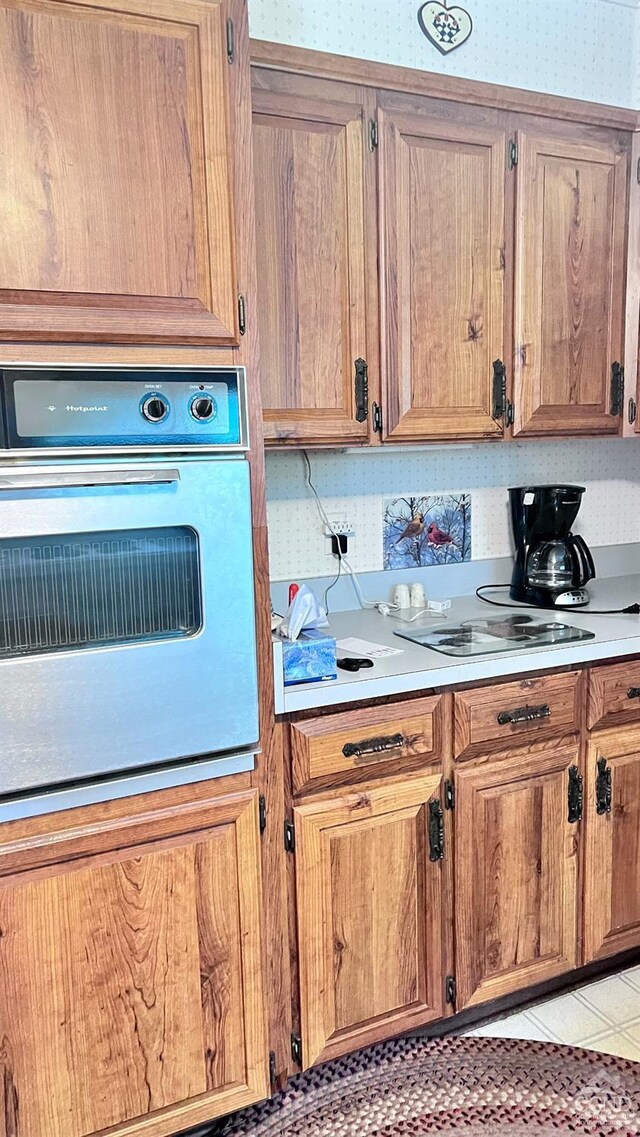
[[383, 494, 471, 569], [426, 521, 455, 546], [395, 513, 424, 545]]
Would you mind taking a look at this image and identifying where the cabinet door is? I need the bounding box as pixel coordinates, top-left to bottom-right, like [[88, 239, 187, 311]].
[[513, 130, 627, 435], [252, 82, 369, 444], [0, 790, 267, 1137], [455, 739, 580, 1010], [584, 728, 640, 963], [379, 104, 506, 441], [0, 0, 238, 344], [294, 774, 446, 1068]]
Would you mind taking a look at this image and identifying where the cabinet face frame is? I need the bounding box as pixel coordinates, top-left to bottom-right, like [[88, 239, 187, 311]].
[[0, 788, 268, 1137], [293, 774, 446, 1068], [583, 726, 640, 965], [0, 0, 239, 345], [251, 43, 637, 448], [454, 737, 581, 1010], [511, 128, 628, 437]]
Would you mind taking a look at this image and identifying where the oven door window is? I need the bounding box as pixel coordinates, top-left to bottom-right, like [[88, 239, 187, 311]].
[[0, 527, 201, 658]]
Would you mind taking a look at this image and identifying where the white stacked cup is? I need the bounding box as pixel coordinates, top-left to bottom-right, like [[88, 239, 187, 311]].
[[410, 583, 426, 608], [393, 584, 410, 609]]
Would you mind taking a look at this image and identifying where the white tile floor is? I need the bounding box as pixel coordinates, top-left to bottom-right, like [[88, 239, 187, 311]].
[[464, 967, 640, 1061]]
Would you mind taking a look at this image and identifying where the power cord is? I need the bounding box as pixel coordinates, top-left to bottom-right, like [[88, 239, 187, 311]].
[[476, 584, 640, 616], [301, 450, 395, 615], [301, 450, 343, 613]]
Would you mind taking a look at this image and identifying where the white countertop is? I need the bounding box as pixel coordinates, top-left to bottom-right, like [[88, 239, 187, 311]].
[[273, 574, 640, 715]]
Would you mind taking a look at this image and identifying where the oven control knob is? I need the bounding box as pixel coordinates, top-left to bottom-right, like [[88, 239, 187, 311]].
[[141, 394, 169, 423], [190, 394, 217, 422]]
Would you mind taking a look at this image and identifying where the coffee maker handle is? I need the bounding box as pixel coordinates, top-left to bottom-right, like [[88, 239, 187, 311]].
[[569, 534, 595, 584]]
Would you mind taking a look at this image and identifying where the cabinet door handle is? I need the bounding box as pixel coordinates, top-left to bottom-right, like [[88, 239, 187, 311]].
[[342, 732, 405, 759], [492, 358, 507, 420], [354, 358, 369, 423], [595, 757, 612, 815], [567, 765, 583, 824], [627, 687, 640, 699], [497, 703, 551, 725], [428, 799, 445, 862]]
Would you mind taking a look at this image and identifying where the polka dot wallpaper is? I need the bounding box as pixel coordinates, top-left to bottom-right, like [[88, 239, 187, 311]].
[[266, 441, 640, 579], [248, 0, 640, 108]]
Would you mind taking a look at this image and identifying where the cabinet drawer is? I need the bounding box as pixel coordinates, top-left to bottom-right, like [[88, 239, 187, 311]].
[[453, 671, 582, 759], [291, 695, 446, 792], [588, 660, 640, 729]]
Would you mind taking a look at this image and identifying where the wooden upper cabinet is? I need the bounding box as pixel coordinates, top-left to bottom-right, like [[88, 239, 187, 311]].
[[584, 727, 640, 964], [294, 774, 446, 1068], [0, 0, 239, 344], [0, 789, 267, 1137], [378, 99, 507, 441], [252, 75, 370, 444], [512, 129, 628, 436], [454, 738, 580, 1010]]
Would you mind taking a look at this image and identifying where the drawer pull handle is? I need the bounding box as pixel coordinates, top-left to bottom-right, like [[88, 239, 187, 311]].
[[595, 757, 612, 815], [342, 732, 405, 759], [627, 687, 640, 699], [497, 703, 551, 726]]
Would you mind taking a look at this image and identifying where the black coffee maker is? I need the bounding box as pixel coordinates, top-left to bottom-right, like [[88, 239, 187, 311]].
[[509, 485, 595, 608]]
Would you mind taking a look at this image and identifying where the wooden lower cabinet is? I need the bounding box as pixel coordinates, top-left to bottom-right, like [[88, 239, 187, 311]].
[[454, 738, 580, 1009], [0, 789, 268, 1137], [584, 727, 640, 964], [294, 774, 446, 1068]]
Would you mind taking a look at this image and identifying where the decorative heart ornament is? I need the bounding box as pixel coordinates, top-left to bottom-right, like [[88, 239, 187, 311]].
[[417, 1, 473, 54]]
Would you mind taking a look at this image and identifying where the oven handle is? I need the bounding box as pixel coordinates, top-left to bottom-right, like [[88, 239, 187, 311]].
[[0, 469, 180, 491]]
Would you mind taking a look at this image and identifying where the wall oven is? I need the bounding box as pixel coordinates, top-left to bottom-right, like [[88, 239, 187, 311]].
[[0, 365, 259, 819]]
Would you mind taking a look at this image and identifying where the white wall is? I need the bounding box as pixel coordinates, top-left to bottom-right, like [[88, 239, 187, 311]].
[[266, 442, 640, 581], [250, 0, 640, 586], [248, 0, 640, 107]]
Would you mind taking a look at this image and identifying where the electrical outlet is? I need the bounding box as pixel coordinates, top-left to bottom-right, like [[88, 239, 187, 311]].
[[324, 518, 355, 557], [322, 518, 355, 538]]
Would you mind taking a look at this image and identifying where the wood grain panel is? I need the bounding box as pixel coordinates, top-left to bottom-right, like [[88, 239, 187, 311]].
[[455, 737, 580, 1009], [0, 790, 267, 1137], [294, 774, 445, 1068], [250, 39, 640, 131], [584, 727, 640, 963], [513, 130, 628, 435], [453, 672, 582, 759], [378, 104, 506, 441], [0, 0, 238, 344], [252, 81, 369, 443], [587, 660, 640, 729], [291, 695, 446, 791]]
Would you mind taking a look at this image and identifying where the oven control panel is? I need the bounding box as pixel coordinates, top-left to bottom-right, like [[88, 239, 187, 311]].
[[0, 367, 247, 451]]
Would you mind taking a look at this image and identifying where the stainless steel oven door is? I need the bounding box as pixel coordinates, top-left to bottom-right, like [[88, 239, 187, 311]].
[[0, 458, 259, 794]]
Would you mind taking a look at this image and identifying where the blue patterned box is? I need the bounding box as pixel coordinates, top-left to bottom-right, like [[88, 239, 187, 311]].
[[282, 629, 337, 686]]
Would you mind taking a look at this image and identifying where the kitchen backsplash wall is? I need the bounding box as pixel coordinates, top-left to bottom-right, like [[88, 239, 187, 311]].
[[266, 440, 640, 581]]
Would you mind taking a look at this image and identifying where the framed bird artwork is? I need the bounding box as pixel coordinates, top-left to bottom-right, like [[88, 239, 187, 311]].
[[383, 493, 472, 569]]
